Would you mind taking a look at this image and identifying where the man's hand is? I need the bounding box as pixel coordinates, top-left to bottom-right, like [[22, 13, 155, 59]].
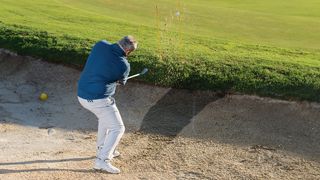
[[116, 80, 125, 86]]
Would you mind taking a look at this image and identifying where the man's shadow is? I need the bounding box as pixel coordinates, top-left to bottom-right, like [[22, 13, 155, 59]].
[[0, 168, 93, 174], [0, 156, 96, 175], [139, 89, 223, 136]]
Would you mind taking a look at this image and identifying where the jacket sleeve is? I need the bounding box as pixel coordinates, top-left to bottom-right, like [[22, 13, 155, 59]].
[[118, 61, 130, 85]]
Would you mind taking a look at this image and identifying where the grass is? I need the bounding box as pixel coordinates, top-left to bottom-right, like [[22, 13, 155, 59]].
[[0, 0, 320, 101]]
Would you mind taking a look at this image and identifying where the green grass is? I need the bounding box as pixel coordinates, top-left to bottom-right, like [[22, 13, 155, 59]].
[[0, 0, 320, 101]]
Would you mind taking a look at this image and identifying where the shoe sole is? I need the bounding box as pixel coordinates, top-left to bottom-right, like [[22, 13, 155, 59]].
[[112, 154, 120, 158], [93, 167, 120, 174]]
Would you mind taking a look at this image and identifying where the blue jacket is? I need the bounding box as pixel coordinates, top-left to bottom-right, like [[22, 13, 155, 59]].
[[77, 40, 130, 99]]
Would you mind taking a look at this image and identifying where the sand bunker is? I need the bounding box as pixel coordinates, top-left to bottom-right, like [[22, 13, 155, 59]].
[[0, 49, 319, 179]]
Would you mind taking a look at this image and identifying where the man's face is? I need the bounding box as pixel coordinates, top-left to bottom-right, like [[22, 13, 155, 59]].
[[126, 43, 138, 57], [125, 50, 132, 57]]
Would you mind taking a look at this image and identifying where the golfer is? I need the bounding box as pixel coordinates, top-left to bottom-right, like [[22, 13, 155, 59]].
[[77, 36, 137, 173]]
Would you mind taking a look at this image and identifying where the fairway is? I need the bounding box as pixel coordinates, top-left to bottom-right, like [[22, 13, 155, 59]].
[[0, 0, 320, 101], [1, 0, 320, 49]]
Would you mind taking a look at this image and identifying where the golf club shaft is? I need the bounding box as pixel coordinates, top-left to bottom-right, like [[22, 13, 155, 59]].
[[126, 73, 141, 80], [126, 68, 148, 80]]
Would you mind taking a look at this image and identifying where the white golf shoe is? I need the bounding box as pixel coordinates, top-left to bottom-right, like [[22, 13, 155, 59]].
[[93, 158, 120, 174], [112, 150, 120, 158]]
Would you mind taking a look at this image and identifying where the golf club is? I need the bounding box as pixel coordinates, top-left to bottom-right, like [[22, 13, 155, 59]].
[[126, 68, 148, 80]]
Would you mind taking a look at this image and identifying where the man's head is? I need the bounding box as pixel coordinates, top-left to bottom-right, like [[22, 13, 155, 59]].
[[118, 35, 138, 56]]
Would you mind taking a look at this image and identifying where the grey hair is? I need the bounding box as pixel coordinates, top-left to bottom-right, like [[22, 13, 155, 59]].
[[118, 35, 138, 52]]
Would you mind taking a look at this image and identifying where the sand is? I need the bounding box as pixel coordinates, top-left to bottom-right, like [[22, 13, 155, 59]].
[[0, 49, 319, 179]]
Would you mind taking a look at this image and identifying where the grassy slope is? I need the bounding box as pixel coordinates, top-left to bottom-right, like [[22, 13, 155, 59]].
[[0, 0, 320, 101]]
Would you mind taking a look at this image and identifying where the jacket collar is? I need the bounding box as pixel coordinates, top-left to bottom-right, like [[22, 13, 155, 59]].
[[112, 43, 126, 57]]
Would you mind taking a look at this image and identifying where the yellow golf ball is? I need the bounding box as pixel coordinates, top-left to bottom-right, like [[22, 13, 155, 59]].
[[39, 92, 48, 101]]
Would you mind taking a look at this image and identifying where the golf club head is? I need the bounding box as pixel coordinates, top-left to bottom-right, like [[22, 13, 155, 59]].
[[140, 68, 148, 75]]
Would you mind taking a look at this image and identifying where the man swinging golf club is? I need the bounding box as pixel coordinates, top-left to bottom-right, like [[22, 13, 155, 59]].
[[77, 36, 137, 173]]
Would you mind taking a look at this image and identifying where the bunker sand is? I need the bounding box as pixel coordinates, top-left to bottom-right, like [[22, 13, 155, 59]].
[[0, 49, 319, 179]]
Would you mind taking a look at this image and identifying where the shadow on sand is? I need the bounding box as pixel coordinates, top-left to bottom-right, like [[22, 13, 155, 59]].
[[0, 156, 96, 175]]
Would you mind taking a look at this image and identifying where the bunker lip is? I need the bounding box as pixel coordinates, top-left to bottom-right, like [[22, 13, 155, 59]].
[[0, 48, 319, 162]]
